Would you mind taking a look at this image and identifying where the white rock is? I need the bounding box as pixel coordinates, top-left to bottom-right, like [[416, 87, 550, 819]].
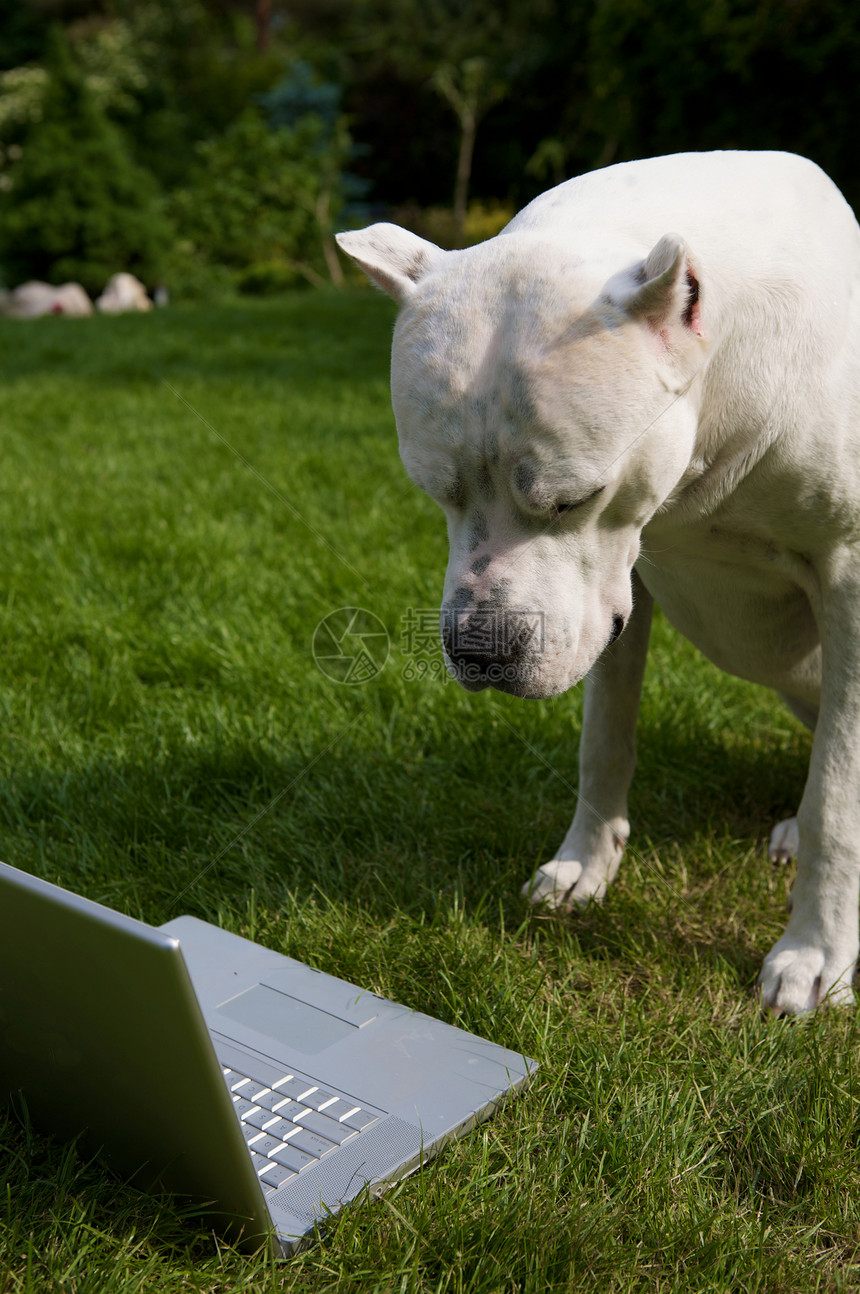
[[3, 280, 93, 318], [95, 272, 152, 314]]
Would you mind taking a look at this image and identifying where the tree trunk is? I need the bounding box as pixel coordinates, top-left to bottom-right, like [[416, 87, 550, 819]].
[[453, 109, 476, 248], [317, 188, 345, 287], [255, 0, 271, 52]]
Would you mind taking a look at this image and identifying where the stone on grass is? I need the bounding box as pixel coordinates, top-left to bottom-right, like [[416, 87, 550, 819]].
[[95, 272, 152, 314], [1, 280, 93, 318]]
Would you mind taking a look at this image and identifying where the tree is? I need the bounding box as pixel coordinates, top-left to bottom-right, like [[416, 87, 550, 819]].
[[340, 0, 540, 221], [583, 0, 860, 212], [0, 27, 170, 293], [167, 103, 353, 290], [258, 61, 368, 282], [432, 57, 507, 244]]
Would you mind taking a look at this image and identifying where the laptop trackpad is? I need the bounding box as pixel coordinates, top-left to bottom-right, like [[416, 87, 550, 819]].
[[216, 983, 356, 1055]]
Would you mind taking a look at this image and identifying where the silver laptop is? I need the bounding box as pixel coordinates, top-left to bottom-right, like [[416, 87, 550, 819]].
[[0, 862, 536, 1255]]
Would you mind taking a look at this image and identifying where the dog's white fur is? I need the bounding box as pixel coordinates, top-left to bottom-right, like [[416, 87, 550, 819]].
[[337, 151, 860, 1016]]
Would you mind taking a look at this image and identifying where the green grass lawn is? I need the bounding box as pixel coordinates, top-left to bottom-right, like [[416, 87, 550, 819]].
[[1, 293, 859, 1293]]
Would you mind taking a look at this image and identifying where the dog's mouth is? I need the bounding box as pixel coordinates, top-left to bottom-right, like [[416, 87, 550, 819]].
[[446, 654, 581, 699], [444, 655, 535, 695]]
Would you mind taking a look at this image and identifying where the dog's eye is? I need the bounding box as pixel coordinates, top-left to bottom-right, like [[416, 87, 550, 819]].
[[552, 486, 605, 518]]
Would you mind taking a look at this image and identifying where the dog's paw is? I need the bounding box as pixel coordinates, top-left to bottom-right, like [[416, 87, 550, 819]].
[[524, 823, 627, 910], [768, 817, 799, 864], [758, 937, 855, 1015], [521, 860, 583, 909]]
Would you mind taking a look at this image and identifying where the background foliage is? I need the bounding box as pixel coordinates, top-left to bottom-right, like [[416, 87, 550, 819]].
[[0, 27, 170, 294], [1, 0, 859, 295]]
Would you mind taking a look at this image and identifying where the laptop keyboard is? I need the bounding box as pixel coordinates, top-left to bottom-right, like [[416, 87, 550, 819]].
[[222, 1065, 381, 1193]]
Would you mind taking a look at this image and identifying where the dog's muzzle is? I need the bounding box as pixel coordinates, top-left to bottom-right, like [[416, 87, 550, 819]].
[[440, 604, 542, 695]]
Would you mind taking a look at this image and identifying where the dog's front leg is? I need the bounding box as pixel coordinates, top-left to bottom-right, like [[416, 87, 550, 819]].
[[523, 571, 653, 908], [759, 566, 860, 1014]]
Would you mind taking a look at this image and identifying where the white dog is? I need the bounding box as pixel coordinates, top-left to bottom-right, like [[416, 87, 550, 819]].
[[337, 151, 860, 1016]]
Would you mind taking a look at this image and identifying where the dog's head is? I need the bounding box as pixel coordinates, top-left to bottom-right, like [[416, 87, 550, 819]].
[[337, 223, 707, 697]]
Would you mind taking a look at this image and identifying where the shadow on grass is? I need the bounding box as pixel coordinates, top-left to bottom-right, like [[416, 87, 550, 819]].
[[631, 718, 810, 844], [0, 1105, 251, 1274], [0, 705, 810, 963]]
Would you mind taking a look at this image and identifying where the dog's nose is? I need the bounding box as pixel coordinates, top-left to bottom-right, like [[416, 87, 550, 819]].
[[442, 611, 501, 666], [441, 604, 540, 686], [609, 613, 626, 645]]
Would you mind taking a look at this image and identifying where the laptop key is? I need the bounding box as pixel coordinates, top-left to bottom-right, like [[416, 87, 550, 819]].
[[244, 1107, 276, 1131], [270, 1097, 304, 1121], [303, 1088, 336, 1111], [259, 1116, 297, 1141], [259, 1162, 296, 1190], [241, 1123, 263, 1144], [244, 1082, 273, 1103], [232, 1097, 256, 1118], [288, 1127, 338, 1159], [340, 1107, 379, 1133], [270, 1076, 318, 1103], [246, 1133, 282, 1158], [270, 1073, 297, 1090], [248, 1151, 269, 1174], [270, 1142, 317, 1173], [253, 1088, 294, 1112], [318, 1097, 363, 1123], [295, 1108, 361, 1143]]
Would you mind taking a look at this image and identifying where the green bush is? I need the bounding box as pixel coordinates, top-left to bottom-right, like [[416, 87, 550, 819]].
[[388, 199, 515, 251], [235, 259, 304, 295], [166, 106, 350, 294], [0, 28, 171, 295]]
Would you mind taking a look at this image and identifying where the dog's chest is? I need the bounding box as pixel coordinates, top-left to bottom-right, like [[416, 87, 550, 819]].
[[636, 521, 822, 698]]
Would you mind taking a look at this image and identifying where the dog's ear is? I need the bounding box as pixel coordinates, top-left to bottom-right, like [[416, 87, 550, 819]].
[[335, 224, 445, 304], [624, 234, 705, 342]]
